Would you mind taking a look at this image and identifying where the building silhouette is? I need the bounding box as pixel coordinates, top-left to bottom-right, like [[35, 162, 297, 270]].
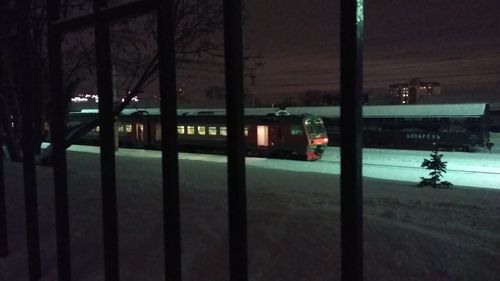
[[388, 78, 441, 104]]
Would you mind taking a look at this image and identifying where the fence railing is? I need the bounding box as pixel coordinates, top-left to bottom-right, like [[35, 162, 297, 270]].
[[1, 0, 363, 280], [0, 143, 7, 258]]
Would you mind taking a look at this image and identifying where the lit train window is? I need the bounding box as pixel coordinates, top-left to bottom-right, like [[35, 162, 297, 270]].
[[198, 126, 206, 135], [187, 126, 195, 135], [220, 126, 227, 136], [118, 125, 124, 132], [125, 124, 132, 132], [95, 126, 100, 132], [177, 125, 185, 134], [290, 125, 303, 135], [208, 126, 217, 135], [244, 127, 248, 136]]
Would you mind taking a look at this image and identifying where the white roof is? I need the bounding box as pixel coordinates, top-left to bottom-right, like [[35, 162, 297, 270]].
[[286, 103, 488, 118], [78, 103, 488, 118], [78, 107, 279, 116]]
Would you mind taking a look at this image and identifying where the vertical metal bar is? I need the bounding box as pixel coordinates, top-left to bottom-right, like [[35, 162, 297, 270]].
[[22, 99, 41, 281], [0, 0, 8, 256], [47, 0, 72, 279], [93, 1, 120, 280], [223, 0, 248, 280], [0, 50, 8, 258], [0, 135, 7, 258], [16, 0, 41, 278], [157, 0, 182, 280], [340, 1, 364, 281]]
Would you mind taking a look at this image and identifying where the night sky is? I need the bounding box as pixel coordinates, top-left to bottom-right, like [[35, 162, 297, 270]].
[[78, 0, 500, 105], [237, 0, 500, 103]]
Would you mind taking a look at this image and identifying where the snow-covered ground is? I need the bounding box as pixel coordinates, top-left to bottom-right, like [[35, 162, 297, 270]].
[[59, 143, 500, 189], [1, 145, 499, 281]]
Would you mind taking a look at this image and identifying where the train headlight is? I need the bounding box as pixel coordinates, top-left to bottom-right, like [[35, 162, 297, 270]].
[[310, 138, 329, 145]]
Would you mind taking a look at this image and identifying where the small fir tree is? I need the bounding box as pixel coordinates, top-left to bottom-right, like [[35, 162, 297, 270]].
[[418, 144, 453, 188]]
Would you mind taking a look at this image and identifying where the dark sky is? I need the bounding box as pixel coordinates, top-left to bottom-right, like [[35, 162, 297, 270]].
[[91, 0, 500, 105], [236, 0, 500, 103]]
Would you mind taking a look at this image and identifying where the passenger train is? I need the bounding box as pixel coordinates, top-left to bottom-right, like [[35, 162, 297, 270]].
[[67, 103, 491, 158], [67, 109, 330, 160]]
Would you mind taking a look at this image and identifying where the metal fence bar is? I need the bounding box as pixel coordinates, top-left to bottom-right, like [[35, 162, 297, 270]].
[[0, 3, 8, 258], [51, 0, 155, 33], [340, 0, 364, 281], [157, 0, 182, 280], [21, 91, 41, 281], [93, 0, 120, 280], [223, 0, 248, 280], [16, 0, 42, 278], [0, 44, 7, 258], [0, 138, 7, 258], [47, 0, 72, 279]]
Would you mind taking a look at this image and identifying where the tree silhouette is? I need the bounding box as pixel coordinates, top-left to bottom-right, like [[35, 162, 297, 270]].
[[418, 144, 453, 188], [0, 0, 263, 164]]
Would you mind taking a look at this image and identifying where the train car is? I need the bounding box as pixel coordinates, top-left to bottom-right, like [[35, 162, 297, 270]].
[[489, 102, 500, 132], [285, 103, 490, 151], [67, 111, 149, 148], [67, 109, 329, 160]]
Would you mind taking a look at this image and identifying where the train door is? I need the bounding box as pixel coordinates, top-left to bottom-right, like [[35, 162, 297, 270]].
[[148, 120, 161, 149], [257, 125, 269, 147], [136, 123, 144, 141]]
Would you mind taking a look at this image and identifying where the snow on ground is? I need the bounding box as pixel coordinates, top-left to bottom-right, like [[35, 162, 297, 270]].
[[1, 146, 500, 281], [56, 143, 500, 189]]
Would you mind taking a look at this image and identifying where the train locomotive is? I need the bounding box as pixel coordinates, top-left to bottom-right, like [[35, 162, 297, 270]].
[[67, 109, 329, 160]]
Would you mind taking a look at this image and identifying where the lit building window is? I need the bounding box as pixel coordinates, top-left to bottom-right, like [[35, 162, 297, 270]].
[[244, 127, 248, 136]]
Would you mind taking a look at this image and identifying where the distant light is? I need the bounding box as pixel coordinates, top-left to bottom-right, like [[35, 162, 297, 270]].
[[71, 97, 89, 103]]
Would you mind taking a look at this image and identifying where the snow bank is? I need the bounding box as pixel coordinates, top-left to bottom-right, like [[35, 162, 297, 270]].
[[1, 151, 499, 281]]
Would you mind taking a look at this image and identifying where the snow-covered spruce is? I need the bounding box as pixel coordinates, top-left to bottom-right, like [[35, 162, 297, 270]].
[[419, 144, 453, 188]]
